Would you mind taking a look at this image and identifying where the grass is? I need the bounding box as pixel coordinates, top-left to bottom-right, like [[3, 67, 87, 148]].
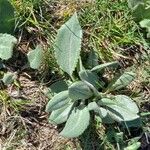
[[11, 0, 146, 62], [79, 0, 145, 61], [0, 0, 150, 149]]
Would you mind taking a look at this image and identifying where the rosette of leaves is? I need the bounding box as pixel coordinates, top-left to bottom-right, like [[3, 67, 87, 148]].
[[46, 13, 140, 138]]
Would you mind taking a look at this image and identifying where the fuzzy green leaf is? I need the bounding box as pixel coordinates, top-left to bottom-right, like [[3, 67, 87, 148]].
[[128, 0, 143, 9], [91, 61, 119, 72], [49, 80, 68, 94], [131, 1, 150, 22], [99, 95, 139, 122], [86, 50, 99, 68], [54, 12, 82, 76], [49, 103, 73, 125], [60, 106, 90, 138], [2, 72, 16, 85], [46, 91, 70, 112], [88, 102, 108, 118], [124, 142, 141, 150], [140, 19, 150, 38], [0, 0, 15, 33], [108, 72, 135, 91], [79, 70, 103, 89], [27, 45, 43, 69], [0, 34, 17, 60], [69, 81, 93, 101]]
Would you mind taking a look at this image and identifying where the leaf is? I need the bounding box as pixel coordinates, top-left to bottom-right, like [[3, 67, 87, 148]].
[[88, 102, 108, 118], [86, 50, 99, 68], [27, 45, 43, 69], [60, 106, 90, 138], [128, 0, 143, 9], [99, 95, 139, 122], [2, 72, 16, 85], [68, 81, 93, 101], [91, 61, 119, 72], [54, 12, 82, 76], [115, 95, 139, 114], [49, 80, 68, 94], [0, 34, 17, 60], [124, 142, 141, 150], [0, 0, 15, 33], [88, 102, 99, 111], [46, 91, 70, 112], [139, 19, 150, 38], [107, 72, 135, 91], [49, 103, 73, 125], [79, 70, 104, 89], [131, 2, 150, 22]]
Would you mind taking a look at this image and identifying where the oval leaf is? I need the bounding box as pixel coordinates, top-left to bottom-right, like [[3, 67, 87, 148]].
[[49, 80, 68, 94], [107, 72, 135, 91], [0, 0, 15, 33], [132, 2, 150, 22], [49, 103, 73, 125], [79, 70, 104, 89], [139, 19, 150, 38], [99, 96, 139, 122], [54, 12, 82, 76], [0, 34, 17, 60], [128, 0, 143, 9], [68, 81, 93, 101], [27, 45, 43, 69], [124, 142, 141, 150], [46, 91, 70, 112], [115, 95, 139, 114], [88, 102, 108, 118], [60, 106, 90, 138], [2, 72, 16, 85]]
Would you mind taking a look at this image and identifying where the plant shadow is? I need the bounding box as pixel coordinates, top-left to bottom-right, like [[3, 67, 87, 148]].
[[79, 123, 104, 150]]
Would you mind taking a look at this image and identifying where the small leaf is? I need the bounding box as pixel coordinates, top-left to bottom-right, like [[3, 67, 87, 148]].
[[91, 61, 119, 72], [131, 2, 150, 22], [0, 0, 15, 33], [79, 70, 104, 89], [60, 106, 90, 138], [86, 50, 99, 68], [107, 72, 135, 91], [49, 103, 73, 125], [46, 91, 70, 112], [88, 102, 108, 118], [2, 72, 16, 85], [68, 81, 93, 101], [27, 45, 43, 69], [88, 102, 99, 111], [139, 19, 150, 38], [54, 12, 82, 76], [49, 80, 68, 94], [124, 142, 141, 150], [128, 0, 143, 9], [0, 34, 17, 60]]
